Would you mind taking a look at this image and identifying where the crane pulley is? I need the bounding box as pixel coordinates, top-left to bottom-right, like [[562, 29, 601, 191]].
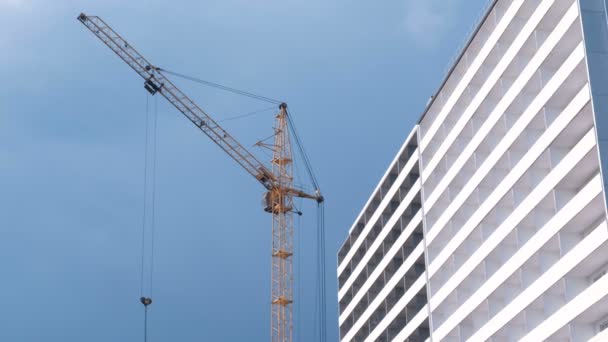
[[78, 12, 324, 342]]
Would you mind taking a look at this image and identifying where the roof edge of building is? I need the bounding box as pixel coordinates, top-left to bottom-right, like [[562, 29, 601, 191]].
[[417, 0, 500, 124]]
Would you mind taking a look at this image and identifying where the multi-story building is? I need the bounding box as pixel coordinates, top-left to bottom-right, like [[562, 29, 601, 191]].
[[337, 0, 608, 340]]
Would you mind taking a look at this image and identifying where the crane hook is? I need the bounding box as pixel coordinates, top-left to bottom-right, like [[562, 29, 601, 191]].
[[140, 297, 153, 307]]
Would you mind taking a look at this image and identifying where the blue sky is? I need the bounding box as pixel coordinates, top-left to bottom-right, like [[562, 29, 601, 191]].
[[0, 0, 488, 340]]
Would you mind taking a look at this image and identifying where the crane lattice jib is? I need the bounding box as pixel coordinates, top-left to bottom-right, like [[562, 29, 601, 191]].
[[78, 13, 275, 189]]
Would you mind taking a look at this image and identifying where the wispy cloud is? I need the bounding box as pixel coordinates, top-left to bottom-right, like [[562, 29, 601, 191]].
[[403, 0, 458, 47]]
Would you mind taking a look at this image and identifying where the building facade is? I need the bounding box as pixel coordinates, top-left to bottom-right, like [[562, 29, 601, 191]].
[[338, 0, 608, 340]]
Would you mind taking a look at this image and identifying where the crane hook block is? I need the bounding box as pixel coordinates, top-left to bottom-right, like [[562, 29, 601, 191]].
[[140, 297, 153, 307]]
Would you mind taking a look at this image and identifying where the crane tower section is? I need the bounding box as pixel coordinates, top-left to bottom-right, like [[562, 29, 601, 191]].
[[268, 103, 295, 342]]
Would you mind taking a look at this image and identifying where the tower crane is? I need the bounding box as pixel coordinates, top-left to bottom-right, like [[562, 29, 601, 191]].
[[77, 13, 324, 342]]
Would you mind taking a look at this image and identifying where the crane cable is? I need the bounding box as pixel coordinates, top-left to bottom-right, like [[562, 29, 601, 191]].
[[218, 106, 277, 123], [285, 108, 326, 342], [294, 196, 303, 342], [156, 67, 282, 105], [284, 108, 320, 194], [139, 94, 159, 342], [317, 201, 327, 342]]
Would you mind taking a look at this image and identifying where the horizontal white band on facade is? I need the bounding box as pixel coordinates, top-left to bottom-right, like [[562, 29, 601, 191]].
[[432, 173, 603, 340], [339, 210, 423, 324], [428, 83, 590, 311], [426, 41, 586, 277], [469, 220, 608, 341], [340, 242, 426, 339], [345, 126, 418, 236], [339, 179, 421, 298], [428, 118, 593, 284], [338, 149, 419, 275], [421, 0, 560, 186], [520, 250, 608, 341], [365, 277, 428, 342], [420, 0, 526, 151], [424, 3, 581, 230]]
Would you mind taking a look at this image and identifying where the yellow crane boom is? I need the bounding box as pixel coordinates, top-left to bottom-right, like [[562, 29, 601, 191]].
[[78, 13, 322, 342]]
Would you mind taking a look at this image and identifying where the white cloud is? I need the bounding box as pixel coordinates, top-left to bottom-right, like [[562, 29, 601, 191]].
[[403, 0, 457, 46]]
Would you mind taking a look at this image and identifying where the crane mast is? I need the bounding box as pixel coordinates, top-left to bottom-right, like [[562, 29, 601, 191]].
[[78, 13, 321, 342], [269, 103, 294, 342]]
